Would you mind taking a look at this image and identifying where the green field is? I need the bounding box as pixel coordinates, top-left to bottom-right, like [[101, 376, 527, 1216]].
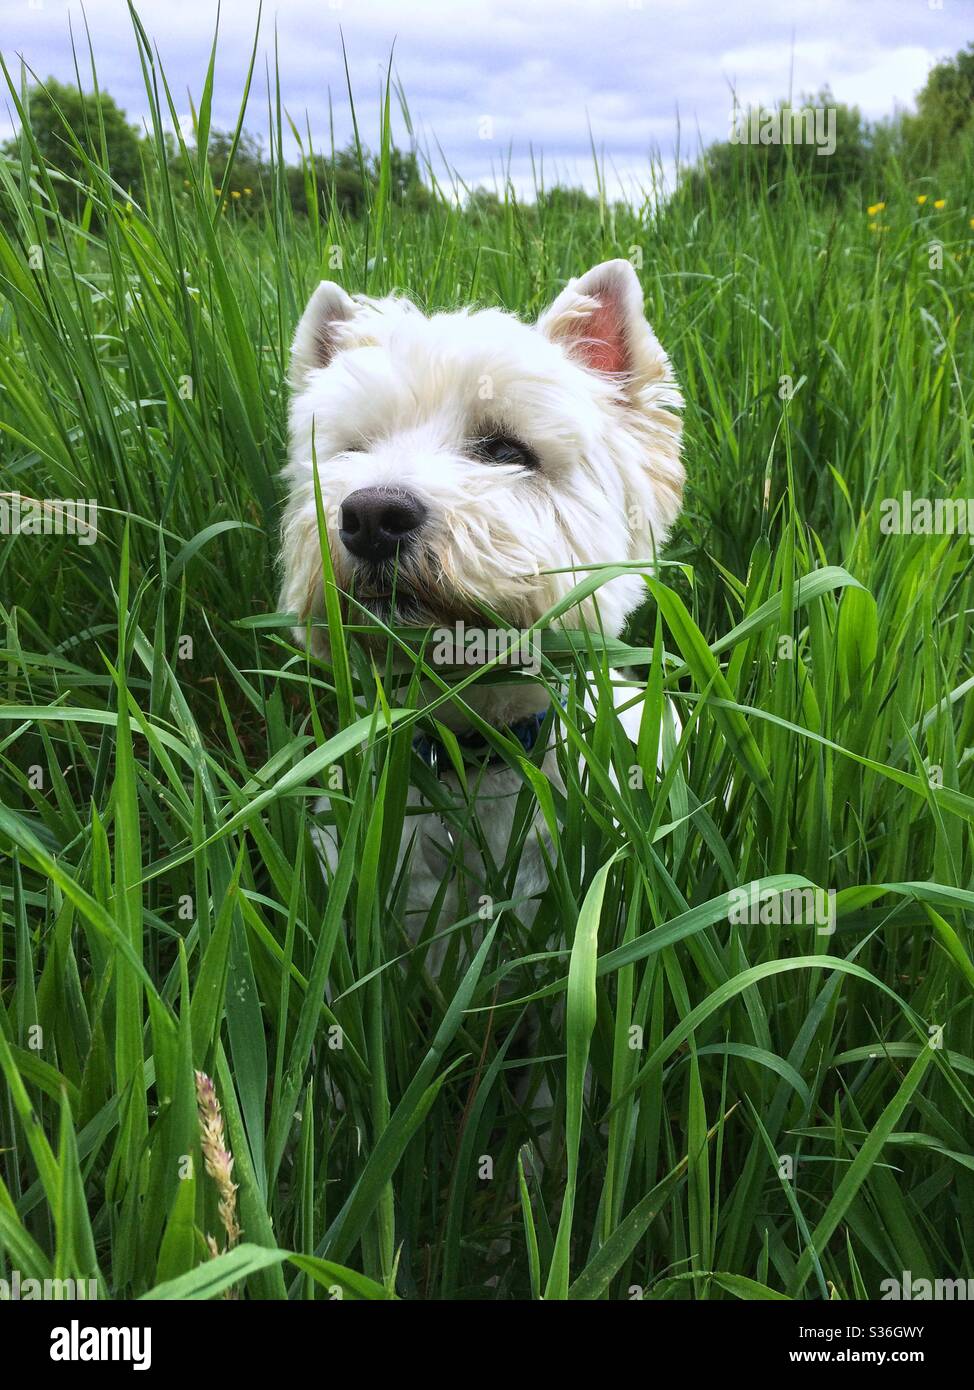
[[1, 32, 974, 1302]]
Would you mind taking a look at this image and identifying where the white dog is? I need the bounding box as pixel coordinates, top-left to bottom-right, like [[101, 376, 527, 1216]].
[[280, 259, 683, 955]]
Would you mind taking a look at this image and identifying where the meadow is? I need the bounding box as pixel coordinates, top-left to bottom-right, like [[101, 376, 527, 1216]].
[[1, 30, 973, 1301]]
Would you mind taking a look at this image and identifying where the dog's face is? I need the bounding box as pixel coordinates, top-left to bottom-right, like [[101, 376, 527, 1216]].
[[280, 259, 683, 646]]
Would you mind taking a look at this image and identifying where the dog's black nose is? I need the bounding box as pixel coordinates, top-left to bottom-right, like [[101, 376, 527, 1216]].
[[338, 486, 427, 563]]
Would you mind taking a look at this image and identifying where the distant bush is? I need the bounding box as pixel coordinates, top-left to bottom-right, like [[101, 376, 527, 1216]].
[[894, 42, 974, 180], [680, 44, 974, 208], [1, 77, 144, 209], [167, 130, 433, 219], [680, 89, 874, 206], [2, 80, 433, 224]]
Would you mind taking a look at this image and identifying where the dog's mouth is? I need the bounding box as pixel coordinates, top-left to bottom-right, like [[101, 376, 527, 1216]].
[[343, 559, 475, 629], [350, 590, 418, 624]]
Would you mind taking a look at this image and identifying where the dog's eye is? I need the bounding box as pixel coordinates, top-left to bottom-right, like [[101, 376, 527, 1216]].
[[472, 434, 538, 470]]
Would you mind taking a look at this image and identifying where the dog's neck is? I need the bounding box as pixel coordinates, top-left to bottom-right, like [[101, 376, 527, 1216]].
[[411, 680, 553, 774], [413, 704, 549, 772], [419, 678, 551, 737]]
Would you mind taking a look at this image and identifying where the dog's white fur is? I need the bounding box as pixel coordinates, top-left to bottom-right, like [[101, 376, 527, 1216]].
[[280, 260, 683, 942]]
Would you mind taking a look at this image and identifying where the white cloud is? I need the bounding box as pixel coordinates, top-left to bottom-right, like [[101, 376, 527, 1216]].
[[828, 45, 943, 116], [0, 0, 970, 196]]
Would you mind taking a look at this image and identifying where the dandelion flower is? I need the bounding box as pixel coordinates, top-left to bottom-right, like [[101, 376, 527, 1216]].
[[244, 187, 253, 196], [231, 190, 241, 199], [917, 195, 927, 205], [867, 202, 885, 216], [934, 199, 946, 209]]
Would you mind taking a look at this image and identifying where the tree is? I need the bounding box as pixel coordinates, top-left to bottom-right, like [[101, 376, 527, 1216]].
[[2, 78, 144, 205], [167, 127, 266, 212], [285, 144, 431, 219], [2, 79, 435, 224], [899, 43, 974, 169], [917, 43, 974, 137], [680, 90, 874, 206]]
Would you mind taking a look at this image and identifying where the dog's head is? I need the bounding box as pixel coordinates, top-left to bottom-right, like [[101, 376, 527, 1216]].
[[279, 259, 683, 648]]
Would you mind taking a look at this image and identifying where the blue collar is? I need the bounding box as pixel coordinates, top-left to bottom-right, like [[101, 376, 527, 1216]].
[[413, 708, 549, 772]]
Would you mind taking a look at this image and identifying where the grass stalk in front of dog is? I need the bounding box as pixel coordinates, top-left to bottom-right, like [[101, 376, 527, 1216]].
[[1, 13, 974, 1300]]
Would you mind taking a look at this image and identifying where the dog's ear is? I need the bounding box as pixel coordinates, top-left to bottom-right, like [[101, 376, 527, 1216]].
[[289, 280, 358, 391], [537, 259, 668, 393], [540, 258, 684, 544]]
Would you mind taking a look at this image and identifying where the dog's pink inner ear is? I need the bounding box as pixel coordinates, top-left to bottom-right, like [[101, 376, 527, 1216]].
[[575, 296, 629, 375], [550, 279, 633, 377], [539, 260, 658, 385]]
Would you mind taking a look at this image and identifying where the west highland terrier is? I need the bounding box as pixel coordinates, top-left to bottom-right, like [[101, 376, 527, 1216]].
[[279, 259, 683, 957]]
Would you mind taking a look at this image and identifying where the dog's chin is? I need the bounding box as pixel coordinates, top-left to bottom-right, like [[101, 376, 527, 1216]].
[[350, 591, 435, 627], [342, 568, 477, 631]]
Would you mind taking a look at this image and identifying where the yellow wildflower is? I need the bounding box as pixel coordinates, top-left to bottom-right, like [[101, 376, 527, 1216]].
[[916, 195, 927, 205], [934, 199, 946, 209], [215, 188, 222, 196], [231, 190, 241, 199], [244, 187, 252, 196], [867, 202, 885, 216]]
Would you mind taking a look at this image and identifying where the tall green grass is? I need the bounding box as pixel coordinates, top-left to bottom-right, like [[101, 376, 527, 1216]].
[[1, 17, 973, 1300]]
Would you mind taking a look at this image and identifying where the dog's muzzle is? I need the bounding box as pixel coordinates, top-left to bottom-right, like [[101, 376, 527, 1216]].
[[339, 486, 427, 564]]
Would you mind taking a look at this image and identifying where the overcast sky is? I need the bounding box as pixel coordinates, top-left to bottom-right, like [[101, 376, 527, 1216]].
[[1, 0, 971, 197]]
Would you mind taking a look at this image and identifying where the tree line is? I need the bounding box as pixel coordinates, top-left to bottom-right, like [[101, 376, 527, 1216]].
[[3, 43, 973, 219]]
